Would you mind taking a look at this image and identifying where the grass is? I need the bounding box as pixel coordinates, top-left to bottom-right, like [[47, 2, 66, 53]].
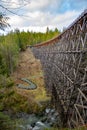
[[13, 48, 51, 111], [0, 49, 87, 130], [44, 126, 87, 130]]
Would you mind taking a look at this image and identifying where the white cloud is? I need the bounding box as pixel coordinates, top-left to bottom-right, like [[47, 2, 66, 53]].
[[0, 0, 86, 35], [10, 0, 20, 8], [51, 10, 81, 29], [8, 9, 82, 32], [25, 0, 61, 11]]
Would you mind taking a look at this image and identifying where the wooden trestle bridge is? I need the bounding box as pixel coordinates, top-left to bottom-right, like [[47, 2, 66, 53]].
[[31, 10, 87, 128]]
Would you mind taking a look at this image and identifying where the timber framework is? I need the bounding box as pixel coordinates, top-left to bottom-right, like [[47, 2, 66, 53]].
[[31, 9, 87, 128]]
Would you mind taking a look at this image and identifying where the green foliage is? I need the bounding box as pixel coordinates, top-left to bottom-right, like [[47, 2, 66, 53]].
[[0, 112, 23, 130], [0, 112, 16, 130], [0, 86, 46, 115], [44, 127, 87, 130], [0, 27, 60, 76], [0, 35, 19, 75], [13, 27, 60, 47], [0, 27, 60, 129], [0, 75, 14, 88]]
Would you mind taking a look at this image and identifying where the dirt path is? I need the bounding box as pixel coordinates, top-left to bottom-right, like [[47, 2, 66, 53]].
[[13, 48, 42, 80]]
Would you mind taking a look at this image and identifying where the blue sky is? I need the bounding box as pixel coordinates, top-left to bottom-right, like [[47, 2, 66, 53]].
[[0, 0, 87, 33], [57, 0, 87, 13]]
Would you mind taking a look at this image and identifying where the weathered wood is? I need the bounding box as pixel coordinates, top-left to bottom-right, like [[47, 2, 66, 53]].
[[31, 9, 87, 127]]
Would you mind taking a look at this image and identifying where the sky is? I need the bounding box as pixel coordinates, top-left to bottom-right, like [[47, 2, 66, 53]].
[[0, 0, 87, 33]]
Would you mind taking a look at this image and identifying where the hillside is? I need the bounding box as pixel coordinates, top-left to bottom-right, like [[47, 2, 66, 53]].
[[13, 47, 50, 106], [0, 47, 50, 115]]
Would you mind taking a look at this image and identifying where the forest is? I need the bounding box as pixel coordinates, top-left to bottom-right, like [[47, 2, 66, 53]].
[[0, 24, 86, 130], [0, 27, 60, 76], [0, 26, 61, 130], [0, 1, 87, 130]]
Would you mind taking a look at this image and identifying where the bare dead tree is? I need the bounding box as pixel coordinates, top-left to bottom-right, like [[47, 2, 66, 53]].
[[0, 0, 30, 30], [0, 13, 10, 30], [0, 0, 30, 16]]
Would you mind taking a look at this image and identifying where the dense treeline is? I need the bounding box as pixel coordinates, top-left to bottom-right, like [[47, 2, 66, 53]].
[[0, 27, 60, 129], [0, 27, 60, 76]]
